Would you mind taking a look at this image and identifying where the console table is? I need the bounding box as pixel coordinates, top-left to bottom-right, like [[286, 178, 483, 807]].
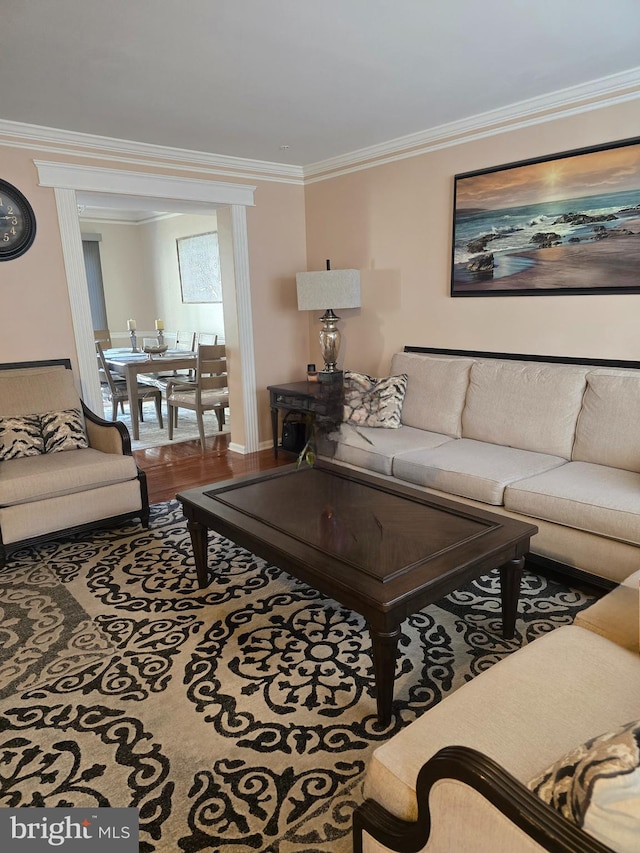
[[267, 380, 343, 457]]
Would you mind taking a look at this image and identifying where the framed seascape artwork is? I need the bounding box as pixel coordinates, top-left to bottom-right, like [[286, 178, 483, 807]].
[[450, 136, 640, 296], [177, 232, 222, 303]]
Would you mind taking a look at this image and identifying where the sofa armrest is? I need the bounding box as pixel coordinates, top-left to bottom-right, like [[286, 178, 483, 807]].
[[82, 402, 132, 456], [352, 745, 613, 853]]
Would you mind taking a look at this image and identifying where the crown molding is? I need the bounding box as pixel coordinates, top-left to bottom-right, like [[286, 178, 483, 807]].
[[1, 65, 639, 186], [0, 119, 305, 185], [303, 66, 640, 182]]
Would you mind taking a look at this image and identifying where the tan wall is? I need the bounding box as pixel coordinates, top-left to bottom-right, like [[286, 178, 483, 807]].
[[0, 144, 308, 444], [0, 148, 75, 368], [2, 97, 636, 445], [80, 213, 225, 344], [80, 220, 153, 339], [303, 100, 640, 377], [144, 213, 225, 342], [246, 181, 309, 427]]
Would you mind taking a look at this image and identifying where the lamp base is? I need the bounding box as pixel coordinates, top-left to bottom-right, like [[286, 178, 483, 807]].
[[318, 369, 343, 384]]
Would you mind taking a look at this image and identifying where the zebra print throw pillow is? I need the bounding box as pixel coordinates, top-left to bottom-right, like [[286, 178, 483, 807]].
[[0, 414, 45, 460], [528, 718, 640, 852], [0, 408, 88, 460], [343, 370, 408, 428], [41, 408, 88, 453]]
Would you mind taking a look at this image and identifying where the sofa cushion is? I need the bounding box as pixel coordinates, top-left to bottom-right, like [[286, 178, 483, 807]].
[[343, 370, 408, 428], [0, 414, 45, 460], [0, 365, 81, 417], [574, 570, 640, 653], [363, 626, 640, 823], [393, 438, 567, 505], [390, 353, 474, 437], [0, 447, 138, 506], [0, 480, 143, 546], [505, 461, 640, 547], [529, 719, 640, 853], [573, 371, 640, 473], [332, 424, 453, 476], [461, 360, 587, 458], [41, 407, 89, 453]]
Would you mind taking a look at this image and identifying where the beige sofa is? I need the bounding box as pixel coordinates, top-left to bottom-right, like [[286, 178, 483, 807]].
[[342, 348, 640, 851], [0, 359, 149, 566], [353, 575, 640, 852], [329, 348, 640, 588]]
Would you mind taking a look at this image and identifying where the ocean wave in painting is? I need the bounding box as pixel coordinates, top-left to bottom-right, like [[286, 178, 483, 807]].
[[453, 188, 640, 282]]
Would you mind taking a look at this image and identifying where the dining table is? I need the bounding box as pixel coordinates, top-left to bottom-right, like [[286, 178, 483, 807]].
[[102, 348, 197, 440]]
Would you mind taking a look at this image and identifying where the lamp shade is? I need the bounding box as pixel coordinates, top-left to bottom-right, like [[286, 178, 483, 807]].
[[296, 269, 360, 311]]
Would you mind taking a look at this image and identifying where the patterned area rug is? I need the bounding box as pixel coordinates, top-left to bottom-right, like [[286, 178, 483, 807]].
[[0, 502, 597, 852], [100, 406, 230, 450]]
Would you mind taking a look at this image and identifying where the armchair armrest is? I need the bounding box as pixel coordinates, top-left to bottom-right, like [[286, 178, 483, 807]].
[[353, 746, 613, 853], [165, 377, 198, 396], [82, 401, 132, 456]]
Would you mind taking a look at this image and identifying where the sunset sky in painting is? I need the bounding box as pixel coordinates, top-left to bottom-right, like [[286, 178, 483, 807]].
[[456, 142, 640, 210]]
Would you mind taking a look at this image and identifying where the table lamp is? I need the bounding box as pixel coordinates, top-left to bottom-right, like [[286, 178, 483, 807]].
[[296, 261, 361, 383]]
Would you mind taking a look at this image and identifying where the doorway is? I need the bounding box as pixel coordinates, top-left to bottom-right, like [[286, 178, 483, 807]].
[[82, 211, 231, 448], [35, 161, 259, 453]]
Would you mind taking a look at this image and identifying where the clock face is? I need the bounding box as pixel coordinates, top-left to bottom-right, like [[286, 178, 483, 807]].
[[0, 179, 36, 260]]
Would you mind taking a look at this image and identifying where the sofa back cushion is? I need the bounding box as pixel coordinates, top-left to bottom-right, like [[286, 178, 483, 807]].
[[462, 360, 588, 458], [573, 371, 640, 472], [390, 353, 474, 437], [0, 365, 81, 417]]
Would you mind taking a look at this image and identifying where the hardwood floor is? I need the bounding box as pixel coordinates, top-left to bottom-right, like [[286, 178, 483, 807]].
[[133, 433, 295, 504]]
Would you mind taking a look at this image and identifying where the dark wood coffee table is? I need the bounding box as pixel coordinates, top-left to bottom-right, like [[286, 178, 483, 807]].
[[177, 462, 537, 725]]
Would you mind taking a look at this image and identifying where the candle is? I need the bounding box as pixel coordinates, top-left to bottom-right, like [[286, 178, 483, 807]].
[[155, 319, 164, 331], [127, 319, 136, 331]]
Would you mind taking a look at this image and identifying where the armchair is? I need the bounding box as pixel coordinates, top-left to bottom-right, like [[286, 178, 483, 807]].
[[353, 745, 613, 853], [0, 359, 149, 567]]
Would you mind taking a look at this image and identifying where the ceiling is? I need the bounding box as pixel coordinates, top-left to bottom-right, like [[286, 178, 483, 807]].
[[2, 1, 640, 170]]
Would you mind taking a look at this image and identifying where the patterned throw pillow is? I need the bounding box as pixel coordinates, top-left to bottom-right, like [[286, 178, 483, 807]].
[[41, 408, 88, 453], [343, 370, 408, 428], [528, 719, 640, 852], [0, 414, 45, 460]]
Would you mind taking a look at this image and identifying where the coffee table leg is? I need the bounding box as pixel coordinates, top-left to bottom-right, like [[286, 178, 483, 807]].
[[187, 519, 209, 588], [369, 626, 401, 726], [500, 555, 525, 639]]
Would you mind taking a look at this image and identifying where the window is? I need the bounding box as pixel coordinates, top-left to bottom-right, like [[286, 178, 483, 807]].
[[82, 236, 108, 330]]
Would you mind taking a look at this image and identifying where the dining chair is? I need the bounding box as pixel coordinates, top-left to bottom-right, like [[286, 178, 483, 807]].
[[166, 344, 228, 449], [136, 332, 195, 391], [194, 332, 218, 346], [94, 329, 112, 349], [171, 331, 198, 380], [175, 331, 197, 351], [95, 335, 127, 412], [96, 342, 164, 426], [160, 331, 178, 349]]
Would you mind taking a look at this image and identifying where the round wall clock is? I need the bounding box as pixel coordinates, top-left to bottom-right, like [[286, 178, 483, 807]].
[[0, 179, 36, 260]]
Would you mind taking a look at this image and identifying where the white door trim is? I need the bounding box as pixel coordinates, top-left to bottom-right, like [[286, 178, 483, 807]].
[[36, 160, 259, 453]]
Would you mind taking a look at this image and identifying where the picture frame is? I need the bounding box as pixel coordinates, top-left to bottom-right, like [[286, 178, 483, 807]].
[[177, 232, 222, 303], [450, 136, 640, 297]]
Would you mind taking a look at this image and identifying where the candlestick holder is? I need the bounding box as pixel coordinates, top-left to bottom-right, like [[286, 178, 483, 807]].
[[157, 330, 165, 348], [129, 330, 138, 352]]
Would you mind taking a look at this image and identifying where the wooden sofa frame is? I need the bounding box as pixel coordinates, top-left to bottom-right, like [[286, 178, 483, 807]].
[[352, 745, 613, 853]]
